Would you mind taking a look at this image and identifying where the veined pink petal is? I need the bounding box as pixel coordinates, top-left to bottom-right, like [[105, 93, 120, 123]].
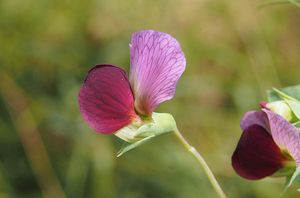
[[240, 111, 268, 131], [263, 109, 300, 166], [129, 30, 186, 115], [78, 65, 137, 134], [232, 125, 286, 180]]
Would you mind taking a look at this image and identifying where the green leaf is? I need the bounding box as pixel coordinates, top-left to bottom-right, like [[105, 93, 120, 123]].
[[294, 121, 300, 128], [286, 100, 300, 120], [267, 85, 300, 102], [282, 168, 300, 195], [267, 87, 300, 121]]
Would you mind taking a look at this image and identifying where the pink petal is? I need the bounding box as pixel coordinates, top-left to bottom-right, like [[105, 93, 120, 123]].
[[232, 125, 286, 180], [129, 30, 186, 115], [259, 101, 268, 109], [240, 111, 268, 131], [263, 109, 300, 166], [78, 65, 137, 134]]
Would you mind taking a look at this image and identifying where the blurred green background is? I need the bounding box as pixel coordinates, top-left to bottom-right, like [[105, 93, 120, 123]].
[[1, 0, 300, 197]]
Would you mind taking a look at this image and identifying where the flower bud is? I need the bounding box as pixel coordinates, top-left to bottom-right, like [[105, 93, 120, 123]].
[[266, 101, 293, 122]]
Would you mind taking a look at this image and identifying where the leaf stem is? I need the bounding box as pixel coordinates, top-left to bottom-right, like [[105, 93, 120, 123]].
[[175, 130, 226, 198]]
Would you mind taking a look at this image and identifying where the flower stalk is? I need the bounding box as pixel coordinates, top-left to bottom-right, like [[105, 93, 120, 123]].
[[174, 130, 226, 198]]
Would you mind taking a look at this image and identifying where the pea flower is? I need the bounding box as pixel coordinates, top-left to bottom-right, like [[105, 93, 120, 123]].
[[232, 108, 300, 182], [78, 30, 186, 155], [78, 30, 227, 197]]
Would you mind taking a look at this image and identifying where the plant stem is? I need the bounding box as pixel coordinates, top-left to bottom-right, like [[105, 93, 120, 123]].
[[175, 130, 226, 198]]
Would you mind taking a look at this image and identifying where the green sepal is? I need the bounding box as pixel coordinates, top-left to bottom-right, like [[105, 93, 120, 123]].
[[286, 100, 300, 120], [271, 87, 298, 102], [116, 112, 178, 157], [268, 88, 300, 122], [267, 85, 300, 102], [282, 168, 300, 195], [117, 135, 155, 157], [272, 161, 296, 178], [294, 121, 300, 129]]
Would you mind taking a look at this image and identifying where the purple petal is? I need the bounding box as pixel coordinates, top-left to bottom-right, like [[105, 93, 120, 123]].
[[129, 30, 186, 115], [78, 65, 137, 134], [232, 125, 286, 180], [263, 109, 300, 166], [240, 111, 268, 131]]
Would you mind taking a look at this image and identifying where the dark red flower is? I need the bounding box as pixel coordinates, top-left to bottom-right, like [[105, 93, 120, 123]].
[[232, 110, 300, 180]]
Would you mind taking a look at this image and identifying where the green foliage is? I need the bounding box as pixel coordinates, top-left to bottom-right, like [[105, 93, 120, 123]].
[[288, 0, 300, 7], [267, 85, 300, 102], [267, 87, 300, 121]]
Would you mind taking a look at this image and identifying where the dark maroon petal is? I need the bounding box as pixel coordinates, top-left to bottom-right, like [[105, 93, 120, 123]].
[[232, 124, 286, 180], [78, 65, 137, 134]]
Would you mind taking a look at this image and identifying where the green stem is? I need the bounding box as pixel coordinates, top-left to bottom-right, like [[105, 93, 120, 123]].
[[175, 130, 226, 198]]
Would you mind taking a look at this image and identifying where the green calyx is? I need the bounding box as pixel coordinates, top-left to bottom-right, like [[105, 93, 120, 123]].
[[266, 100, 294, 122], [115, 112, 178, 157], [282, 167, 300, 195], [272, 161, 296, 178], [267, 87, 300, 124]]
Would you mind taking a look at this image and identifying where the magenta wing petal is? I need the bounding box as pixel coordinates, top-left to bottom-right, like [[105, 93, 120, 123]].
[[232, 125, 286, 180], [263, 109, 300, 166], [78, 65, 136, 134], [129, 30, 186, 115], [240, 111, 268, 131]]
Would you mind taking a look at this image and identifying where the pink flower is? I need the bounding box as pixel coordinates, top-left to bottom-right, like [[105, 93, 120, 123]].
[[232, 109, 300, 180], [78, 30, 186, 137]]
